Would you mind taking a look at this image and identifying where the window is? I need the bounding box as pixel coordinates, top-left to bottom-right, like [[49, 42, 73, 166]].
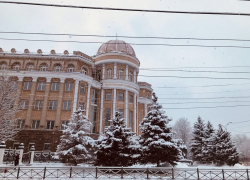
[[81, 66, 88, 75], [43, 143, 50, 151], [17, 120, 25, 129], [118, 93, 124, 101], [27, 64, 34, 71], [48, 101, 57, 110], [63, 101, 71, 110], [106, 92, 111, 100], [54, 64, 61, 72], [67, 65, 75, 72], [106, 68, 112, 79], [20, 100, 28, 109], [46, 120, 54, 129], [37, 82, 46, 91], [118, 69, 124, 79], [51, 82, 59, 91], [129, 71, 133, 81], [147, 92, 151, 99], [40, 64, 48, 71], [65, 82, 73, 91], [91, 89, 99, 105], [129, 95, 133, 103], [34, 100, 43, 110], [80, 85, 85, 94], [78, 102, 84, 110], [32, 120, 40, 129], [0, 63, 7, 70], [129, 111, 133, 128], [118, 109, 124, 118], [105, 108, 111, 126], [23, 81, 31, 90], [13, 63, 21, 71], [61, 121, 69, 130]]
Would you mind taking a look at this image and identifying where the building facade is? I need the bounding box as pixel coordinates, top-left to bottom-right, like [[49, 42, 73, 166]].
[[0, 40, 153, 151]]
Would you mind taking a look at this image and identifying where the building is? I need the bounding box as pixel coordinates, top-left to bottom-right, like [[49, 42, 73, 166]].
[[0, 40, 153, 152]]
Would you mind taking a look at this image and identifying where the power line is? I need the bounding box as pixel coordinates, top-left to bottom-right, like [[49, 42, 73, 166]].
[[161, 104, 250, 109], [1, 37, 250, 49], [141, 66, 250, 69], [158, 96, 250, 100], [1, 31, 250, 42], [0, 1, 250, 17], [231, 120, 250, 124], [161, 100, 250, 104], [154, 83, 250, 88], [140, 75, 250, 80], [140, 69, 250, 74]]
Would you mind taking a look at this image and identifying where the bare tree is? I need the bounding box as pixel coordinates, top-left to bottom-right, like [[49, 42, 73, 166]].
[[0, 72, 21, 142], [233, 134, 250, 162]]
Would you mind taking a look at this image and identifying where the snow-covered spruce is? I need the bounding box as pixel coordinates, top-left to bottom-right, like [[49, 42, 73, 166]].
[[56, 108, 95, 165], [139, 92, 183, 167], [95, 111, 139, 166], [202, 121, 215, 164]]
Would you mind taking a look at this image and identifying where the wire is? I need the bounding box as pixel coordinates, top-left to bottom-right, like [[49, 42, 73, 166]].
[[1, 37, 250, 49], [231, 120, 250, 124], [1, 31, 250, 42], [141, 66, 250, 69], [154, 83, 250, 88], [140, 75, 250, 80], [1, 1, 250, 17], [158, 96, 250, 100], [161, 104, 250, 109], [140, 69, 250, 74]]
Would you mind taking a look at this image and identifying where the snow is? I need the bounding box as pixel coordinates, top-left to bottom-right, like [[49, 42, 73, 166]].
[[175, 162, 189, 168]]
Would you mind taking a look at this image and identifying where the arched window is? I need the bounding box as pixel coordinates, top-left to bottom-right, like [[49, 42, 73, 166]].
[[106, 68, 112, 79], [26, 64, 34, 71], [40, 64, 48, 71], [54, 64, 62, 72], [81, 66, 88, 75], [13, 63, 21, 71], [0, 63, 7, 70], [67, 65, 75, 73], [129, 71, 133, 81], [118, 69, 124, 79], [147, 92, 151, 99]]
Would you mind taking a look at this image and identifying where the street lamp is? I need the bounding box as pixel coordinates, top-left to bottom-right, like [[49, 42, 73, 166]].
[[221, 122, 232, 131]]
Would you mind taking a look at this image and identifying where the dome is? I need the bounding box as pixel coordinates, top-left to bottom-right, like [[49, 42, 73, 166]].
[[97, 40, 136, 57]]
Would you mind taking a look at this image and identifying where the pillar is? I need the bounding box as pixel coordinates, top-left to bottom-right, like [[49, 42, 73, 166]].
[[40, 77, 52, 128], [99, 89, 104, 133], [18, 143, 24, 165], [86, 83, 91, 119], [113, 89, 116, 118], [125, 90, 128, 126], [114, 63, 117, 79], [0, 141, 6, 165], [134, 70, 136, 83], [29, 145, 35, 164], [125, 65, 128, 80], [133, 93, 136, 133], [72, 79, 79, 111], [144, 103, 148, 116], [55, 78, 65, 128], [25, 77, 38, 127], [102, 64, 105, 80]]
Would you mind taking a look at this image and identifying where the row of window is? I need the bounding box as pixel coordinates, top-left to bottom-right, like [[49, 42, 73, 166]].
[[104, 109, 133, 128], [106, 68, 134, 81], [105, 92, 134, 102], [23, 81, 85, 93], [17, 120, 68, 130]]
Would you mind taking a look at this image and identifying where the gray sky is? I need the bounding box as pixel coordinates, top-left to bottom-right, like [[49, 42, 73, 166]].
[[1, 0, 250, 135]]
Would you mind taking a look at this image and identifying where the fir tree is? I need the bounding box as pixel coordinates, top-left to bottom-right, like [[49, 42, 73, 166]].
[[203, 121, 215, 163], [139, 92, 183, 167], [213, 124, 239, 166], [95, 111, 137, 166], [56, 108, 95, 165], [190, 116, 206, 162]]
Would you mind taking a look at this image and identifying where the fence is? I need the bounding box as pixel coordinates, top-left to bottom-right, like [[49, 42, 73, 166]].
[[0, 166, 249, 179]]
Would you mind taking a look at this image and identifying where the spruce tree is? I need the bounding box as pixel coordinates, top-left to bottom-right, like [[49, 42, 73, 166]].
[[203, 121, 215, 163], [139, 93, 183, 167], [56, 108, 95, 165], [190, 116, 206, 162], [213, 124, 239, 166], [95, 111, 137, 166]]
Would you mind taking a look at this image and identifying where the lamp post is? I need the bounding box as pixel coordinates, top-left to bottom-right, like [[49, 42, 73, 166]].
[[221, 122, 232, 131]]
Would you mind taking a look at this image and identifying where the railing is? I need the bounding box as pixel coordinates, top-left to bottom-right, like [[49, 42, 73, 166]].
[[0, 167, 249, 179], [21, 152, 30, 164], [33, 151, 60, 163], [3, 149, 20, 165]]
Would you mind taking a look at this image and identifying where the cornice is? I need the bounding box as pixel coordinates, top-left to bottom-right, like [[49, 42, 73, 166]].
[[138, 97, 153, 104], [139, 85, 153, 92]]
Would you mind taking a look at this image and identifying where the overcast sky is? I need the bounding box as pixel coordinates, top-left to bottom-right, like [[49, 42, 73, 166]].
[[1, 0, 250, 136]]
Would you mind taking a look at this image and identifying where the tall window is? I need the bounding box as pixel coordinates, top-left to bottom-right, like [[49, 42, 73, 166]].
[[23, 81, 32, 90], [63, 101, 71, 110], [129, 71, 133, 81], [54, 64, 61, 72], [51, 82, 59, 91], [34, 100, 43, 110], [13, 63, 21, 71], [118, 93, 124, 101], [65, 82, 73, 91], [48, 101, 57, 110], [37, 82, 46, 91], [0, 63, 7, 70], [20, 100, 28, 109], [61, 121, 68, 130], [106, 68, 112, 79], [40, 64, 48, 71], [32, 120, 40, 129], [106, 92, 111, 100], [67, 65, 75, 72], [17, 120, 25, 129], [46, 120, 54, 129], [118, 69, 124, 79], [81, 66, 88, 75], [78, 102, 84, 110], [118, 109, 124, 118], [129, 111, 133, 128], [80, 85, 85, 94], [27, 64, 34, 71], [129, 95, 133, 103], [105, 108, 111, 126]]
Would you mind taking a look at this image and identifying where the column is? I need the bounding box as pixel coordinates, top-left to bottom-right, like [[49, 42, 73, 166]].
[[114, 63, 117, 79], [86, 83, 91, 119], [113, 89, 116, 119], [55, 78, 65, 127], [29, 145, 35, 164], [40, 77, 52, 128], [25, 77, 38, 127], [16, 76, 24, 109], [133, 93, 136, 133], [125, 90, 128, 126], [0, 141, 6, 165], [18, 143, 24, 165], [72, 79, 79, 111], [125, 65, 128, 80], [136, 95, 138, 134], [102, 64, 105, 80], [134, 70, 136, 83], [99, 89, 104, 133], [144, 103, 148, 116]]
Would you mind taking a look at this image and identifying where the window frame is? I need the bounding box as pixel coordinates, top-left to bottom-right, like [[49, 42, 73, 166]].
[[23, 81, 32, 90], [78, 102, 84, 110], [34, 100, 43, 110], [40, 64, 48, 72], [80, 85, 85, 94], [67, 65, 75, 73], [63, 101, 71, 110], [54, 64, 62, 72], [51, 82, 59, 91], [37, 82, 46, 91], [105, 108, 111, 126], [26, 64, 34, 71], [17, 120, 25, 129], [48, 101, 57, 110], [31, 120, 40, 129], [81, 66, 88, 75], [118, 93, 124, 101], [13, 63, 21, 71], [20, 99, 29, 109], [129, 95, 133, 103], [118, 69, 124, 79], [0, 63, 7, 70], [65, 82, 73, 92], [106, 68, 113, 79], [106, 92, 112, 100], [61, 121, 69, 130], [129, 71, 133, 81], [46, 120, 55, 130]]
